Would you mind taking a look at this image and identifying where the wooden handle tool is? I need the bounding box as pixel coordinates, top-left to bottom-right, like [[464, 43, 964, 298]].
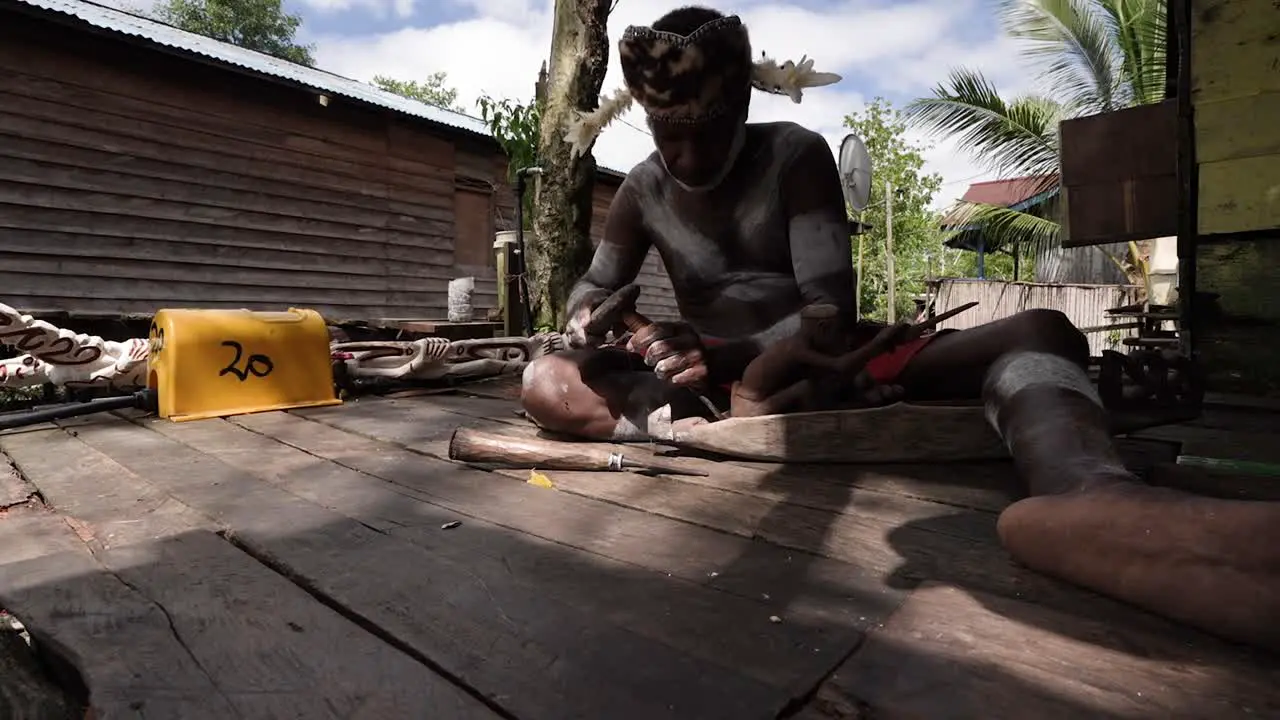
[[448, 427, 708, 476]]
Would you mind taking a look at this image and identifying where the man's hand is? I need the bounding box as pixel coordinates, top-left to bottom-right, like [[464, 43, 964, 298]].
[[627, 321, 709, 387], [563, 288, 612, 349]]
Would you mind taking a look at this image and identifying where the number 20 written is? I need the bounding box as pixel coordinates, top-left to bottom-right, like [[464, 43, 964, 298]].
[[219, 340, 275, 381]]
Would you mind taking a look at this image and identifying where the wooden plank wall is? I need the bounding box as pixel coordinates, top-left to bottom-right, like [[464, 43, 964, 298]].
[[1191, 0, 1280, 236], [0, 13, 507, 321], [0, 12, 681, 326], [1195, 238, 1280, 397]]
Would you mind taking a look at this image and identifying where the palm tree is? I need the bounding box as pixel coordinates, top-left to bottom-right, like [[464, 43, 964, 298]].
[[905, 0, 1167, 275]]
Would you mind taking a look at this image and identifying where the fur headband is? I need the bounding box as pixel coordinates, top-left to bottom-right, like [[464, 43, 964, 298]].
[[565, 14, 841, 159]]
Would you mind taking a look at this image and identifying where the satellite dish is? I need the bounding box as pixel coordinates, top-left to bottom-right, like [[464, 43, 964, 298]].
[[838, 133, 873, 213]]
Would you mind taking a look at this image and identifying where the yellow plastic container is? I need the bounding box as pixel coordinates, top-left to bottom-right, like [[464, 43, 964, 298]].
[[147, 308, 342, 422]]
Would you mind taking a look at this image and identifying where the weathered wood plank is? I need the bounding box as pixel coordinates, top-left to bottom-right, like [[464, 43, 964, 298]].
[[3, 254, 464, 297], [812, 582, 1280, 719], [1148, 462, 1280, 502], [0, 456, 35, 509], [1190, 0, 1280, 104], [1134, 424, 1280, 464], [0, 113, 444, 221], [0, 600, 82, 720], [294, 398, 1008, 534], [1197, 155, 1280, 235], [0, 295, 445, 322], [0, 202, 447, 264], [353, 397, 1018, 522], [58, 415, 791, 720], [292, 398, 523, 460], [1194, 93, 1280, 165], [0, 153, 455, 236], [0, 179, 437, 249], [2, 424, 503, 719], [302, 395, 1018, 513], [725, 461, 1017, 514], [0, 132, 452, 229], [150, 414, 865, 696], [1193, 238, 1280, 397], [0, 26, 393, 158], [676, 403, 1007, 463], [0, 270, 462, 309], [0, 84, 451, 198], [265, 405, 1141, 627], [0, 509, 237, 719], [0, 229, 456, 281], [235, 409, 910, 630]]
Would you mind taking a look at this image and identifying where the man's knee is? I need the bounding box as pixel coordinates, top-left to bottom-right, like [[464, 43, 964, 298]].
[[1008, 308, 1089, 363]]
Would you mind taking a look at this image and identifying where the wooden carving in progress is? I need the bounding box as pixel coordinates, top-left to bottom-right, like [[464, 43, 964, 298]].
[[673, 401, 1009, 463], [676, 301, 1007, 463]]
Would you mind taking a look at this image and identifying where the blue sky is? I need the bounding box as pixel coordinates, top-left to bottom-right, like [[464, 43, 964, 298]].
[[281, 0, 1036, 208]]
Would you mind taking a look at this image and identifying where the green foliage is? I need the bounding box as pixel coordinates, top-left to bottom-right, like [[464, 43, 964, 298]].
[[476, 94, 542, 229], [151, 0, 315, 66], [943, 246, 1030, 281], [905, 0, 1167, 266], [843, 98, 946, 322], [371, 73, 463, 112]]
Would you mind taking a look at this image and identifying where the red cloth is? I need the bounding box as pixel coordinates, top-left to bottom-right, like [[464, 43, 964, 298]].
[[703, 332, 939, 389], [862, 335, 935, 385]]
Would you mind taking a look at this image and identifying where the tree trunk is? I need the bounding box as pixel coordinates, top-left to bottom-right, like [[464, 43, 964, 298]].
[[529, 0, 611, 330]]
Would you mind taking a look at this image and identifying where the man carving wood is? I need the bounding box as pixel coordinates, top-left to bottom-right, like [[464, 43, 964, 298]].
[[520, 5, 1280, 653]]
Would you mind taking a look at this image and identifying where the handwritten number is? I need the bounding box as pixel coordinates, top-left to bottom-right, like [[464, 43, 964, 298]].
[[219, 341, 274, 381]]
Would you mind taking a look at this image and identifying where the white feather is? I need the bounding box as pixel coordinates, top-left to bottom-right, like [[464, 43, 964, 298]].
[[751, 54, 842, 103], [563, 88, 634, 160]]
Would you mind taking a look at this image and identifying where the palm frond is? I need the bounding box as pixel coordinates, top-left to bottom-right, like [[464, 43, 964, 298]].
[[1096, 0, 1168, 105], [904, 68, 1065, 180], [1000, 0, 1125, 114], [942, 201, 1062, 259]]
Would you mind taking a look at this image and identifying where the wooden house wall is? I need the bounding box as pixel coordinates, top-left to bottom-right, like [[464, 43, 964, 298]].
[[1191, 0, 1280, 236], [0, 13, 494, 320], [1185, 0, 1280, 396], [0, 11, 681, 327]]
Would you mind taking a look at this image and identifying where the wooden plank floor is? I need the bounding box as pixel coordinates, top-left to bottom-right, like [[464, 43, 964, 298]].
[[0, 381, 1276, 719]]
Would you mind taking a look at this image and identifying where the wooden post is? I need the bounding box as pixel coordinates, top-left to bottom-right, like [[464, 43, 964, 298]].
[[496, 241, 522, 337], [885, 179, 896, 323], [855, 213, 865, 319]]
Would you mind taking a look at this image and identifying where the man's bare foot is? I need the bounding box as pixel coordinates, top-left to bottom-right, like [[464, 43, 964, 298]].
[[997, 481, 1280, 651]]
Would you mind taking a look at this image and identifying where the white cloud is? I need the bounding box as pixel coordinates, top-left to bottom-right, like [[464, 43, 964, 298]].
[[300, 0, 417, 19], [310, 0, 1039, 209]]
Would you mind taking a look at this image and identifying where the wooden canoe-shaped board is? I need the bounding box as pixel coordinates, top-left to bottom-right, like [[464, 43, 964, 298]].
[[673, 402, 1009, 463]]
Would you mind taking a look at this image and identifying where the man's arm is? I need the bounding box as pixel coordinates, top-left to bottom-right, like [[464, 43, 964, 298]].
[[737, 131, 857, 349], [564, 179, 654, 320]]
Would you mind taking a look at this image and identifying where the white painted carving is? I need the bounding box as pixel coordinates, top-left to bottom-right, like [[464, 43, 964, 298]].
[[0, 303, 150, 390], [0, 299, 567, 391], [332, 333, 565, 382]]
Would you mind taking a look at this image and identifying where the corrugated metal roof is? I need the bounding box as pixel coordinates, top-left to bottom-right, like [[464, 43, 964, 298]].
[[6, 0, 496, 139]]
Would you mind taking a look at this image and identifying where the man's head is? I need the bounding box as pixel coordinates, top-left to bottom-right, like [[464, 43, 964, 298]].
[[561, 9, 841, 172], [619, 6, 753, 188]]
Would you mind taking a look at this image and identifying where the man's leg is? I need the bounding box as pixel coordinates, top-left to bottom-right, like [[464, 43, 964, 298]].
[[897, 309, 1280, 651], [520, 347, 715, 441]]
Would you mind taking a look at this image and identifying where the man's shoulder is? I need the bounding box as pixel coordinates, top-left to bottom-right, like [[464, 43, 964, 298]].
[[748, 121, 827, 155]]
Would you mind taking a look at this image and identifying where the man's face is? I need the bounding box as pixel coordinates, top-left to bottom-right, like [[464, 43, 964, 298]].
[[650, 110, 745, 187]]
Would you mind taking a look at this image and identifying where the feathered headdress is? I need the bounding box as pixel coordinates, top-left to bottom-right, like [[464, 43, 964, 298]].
[[565, 14, 841, 159]]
